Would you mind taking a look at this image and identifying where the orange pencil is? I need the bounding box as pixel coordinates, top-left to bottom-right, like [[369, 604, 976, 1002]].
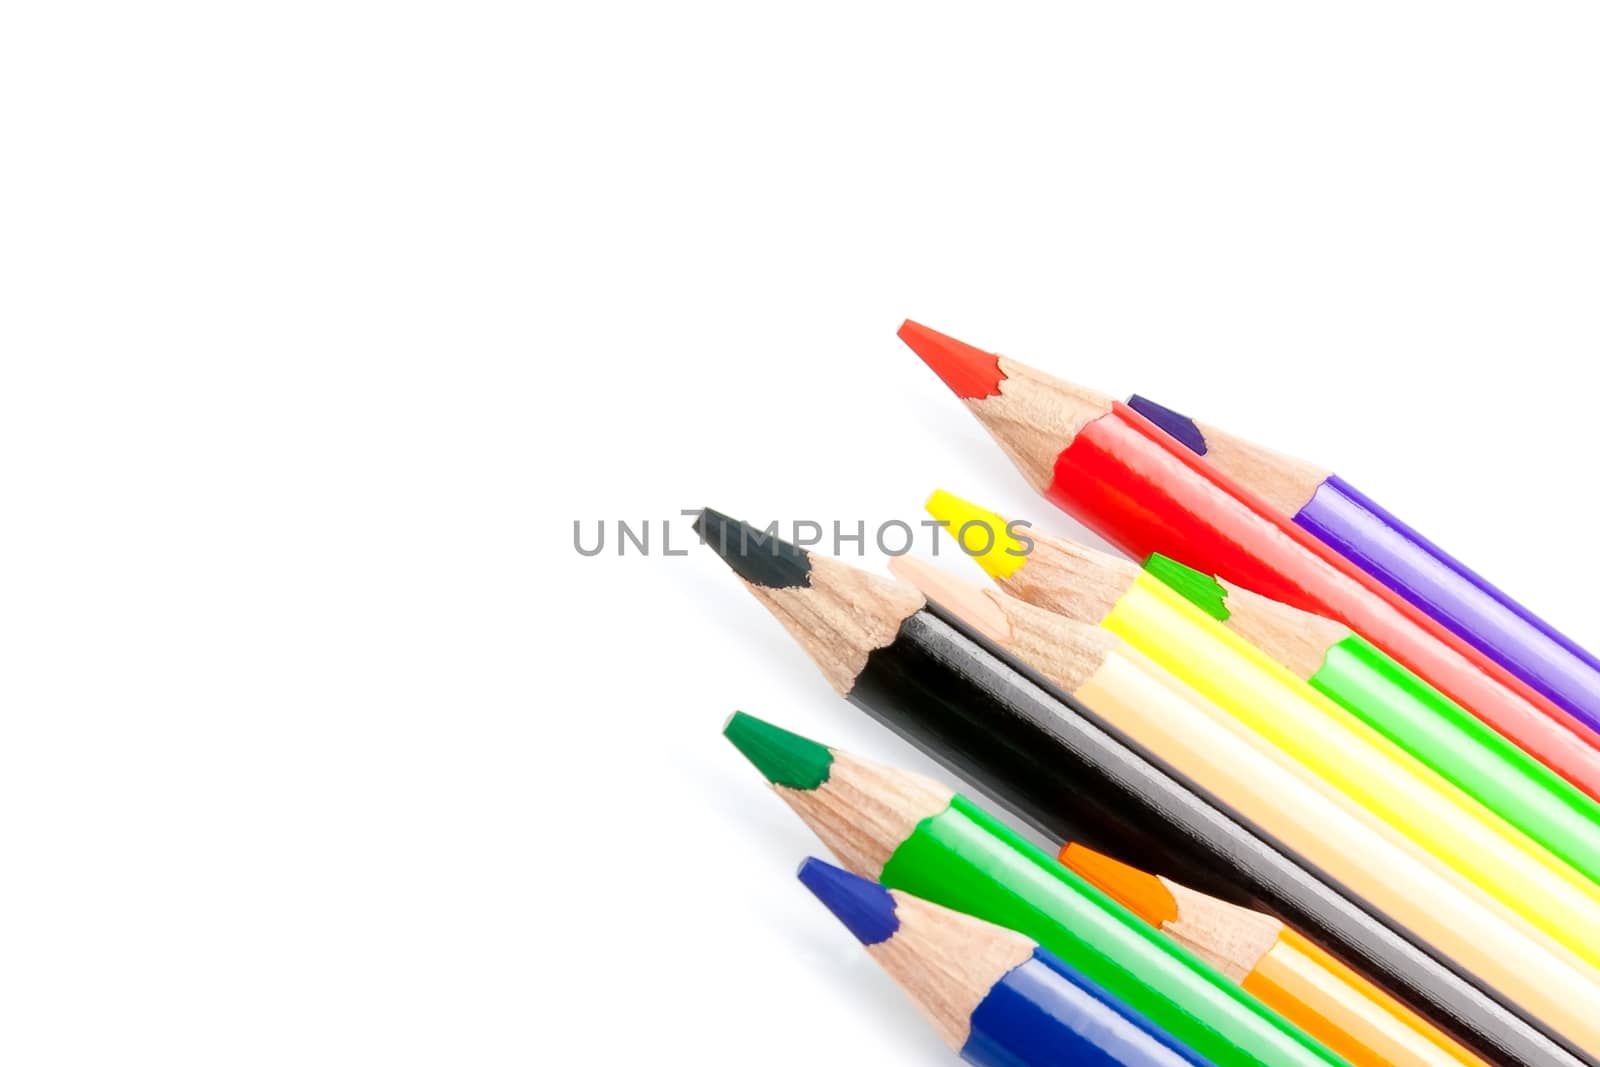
[[1060, 844, 1486, 1067]]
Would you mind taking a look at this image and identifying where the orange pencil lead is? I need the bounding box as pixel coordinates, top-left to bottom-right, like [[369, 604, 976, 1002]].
[[1060, 842, 1180, 927]]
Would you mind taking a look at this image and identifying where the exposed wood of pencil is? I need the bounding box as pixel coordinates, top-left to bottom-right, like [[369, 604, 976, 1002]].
[[773, 749, 954, 879], [997, 526, 1141, 625], [1219, 578, 1353, 681], [885, 557, 1010, 642], [1182, 418, 1330, 516], [905, 321, 1323, 517], [891, 558, 1126, 700], [965, 357, 1116, 489], [889, 556, 1114, 693], [872, 888, 1035, 1050], [1163, 881, 1281, 982], [1063, 842, 1283, 980], [903, 566, 1600, 1054], [745, 553, 925, 694]]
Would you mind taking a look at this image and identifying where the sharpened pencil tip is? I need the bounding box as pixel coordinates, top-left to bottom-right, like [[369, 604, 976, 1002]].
[[724, 712, 834, 791], [1143, 554, 1232, 622], [898, 320, 1006, 400], [1127, 395, 1207, 457], [798, 857, 900, 946], [1058, 843, 1178, 927], [924, 489, 1027, 579], [887, 556, 1014, 644], [696, 508, 813, 589]]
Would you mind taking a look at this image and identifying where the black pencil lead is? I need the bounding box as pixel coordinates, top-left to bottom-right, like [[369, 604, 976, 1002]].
[[694, 507, 813, 589]]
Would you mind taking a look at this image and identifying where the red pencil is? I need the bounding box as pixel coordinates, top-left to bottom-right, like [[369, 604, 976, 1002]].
[[897, 319, 1600, 802]]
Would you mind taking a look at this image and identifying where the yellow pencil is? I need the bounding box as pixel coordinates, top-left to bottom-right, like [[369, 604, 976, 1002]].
[[889, 554, 1600, 1052], [926, 488, 1600, 975]]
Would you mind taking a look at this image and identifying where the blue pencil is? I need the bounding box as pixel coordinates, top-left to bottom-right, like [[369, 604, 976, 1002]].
[[797, 857, 1214, 1067]]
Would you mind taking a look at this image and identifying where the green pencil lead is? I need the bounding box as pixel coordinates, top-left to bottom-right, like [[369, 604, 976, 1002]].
[[723, 712, 834, 791], [1144, 553, 1232, 623]]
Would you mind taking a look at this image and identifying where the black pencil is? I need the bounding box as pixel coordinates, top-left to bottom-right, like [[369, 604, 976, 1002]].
[[694, 507, 1588, 1067]]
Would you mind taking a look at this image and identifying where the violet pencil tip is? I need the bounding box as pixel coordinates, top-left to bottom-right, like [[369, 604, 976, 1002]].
[[1127, 395, 1208, 457]]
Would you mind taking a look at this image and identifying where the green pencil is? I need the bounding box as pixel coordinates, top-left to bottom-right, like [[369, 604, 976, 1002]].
[[723, 712, 1347, 1067], [1144, 552, 1600, 890]]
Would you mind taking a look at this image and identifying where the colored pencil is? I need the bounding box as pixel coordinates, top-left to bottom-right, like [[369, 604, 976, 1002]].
[[797, 857, 1211, 1067], [924, 489, 1600, 975], [695, 508, 1584, 1066], [1058, 843, 1486, 1067], [889, 552, 1600, 1056], [1141, 550, 1600, 890], [725, 713, 1339, 1066], [1128, 392, 1600, 734], [897, 319, 1600, 803]]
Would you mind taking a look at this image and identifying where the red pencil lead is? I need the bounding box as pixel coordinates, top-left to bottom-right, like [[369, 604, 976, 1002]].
[[897, 319, 1006, 400]]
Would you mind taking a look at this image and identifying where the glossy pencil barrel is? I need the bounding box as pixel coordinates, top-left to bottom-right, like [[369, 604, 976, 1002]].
[[962, 948, 1209, 1067], [883, 797, 1337, 1066], [1098, 573, 1600, 970], [1143, 555, 1600, 893], [1049, 405, 1600, 800], [847, 605, 1582, 1066], [1296, 475, 1600, 732], [1315, 634, 1600, 887], [1062, 641, 1600, 1058], [1263, 930, 1481, 1067]]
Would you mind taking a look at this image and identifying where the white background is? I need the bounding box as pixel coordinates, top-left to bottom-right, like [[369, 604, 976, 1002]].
[[4, 2, 1600, 1063]]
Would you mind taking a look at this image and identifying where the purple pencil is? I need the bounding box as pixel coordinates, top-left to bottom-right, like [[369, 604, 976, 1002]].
[[1128, 394, 1600, 737]]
